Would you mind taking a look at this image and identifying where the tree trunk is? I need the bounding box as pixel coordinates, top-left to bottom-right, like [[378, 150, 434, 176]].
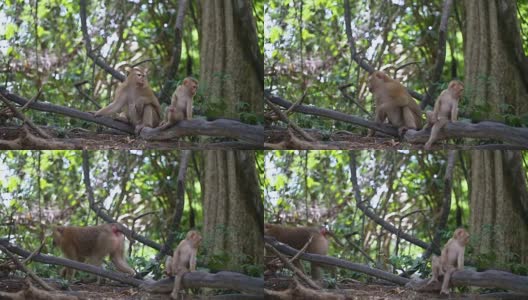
[[470, 151, 528, 265], [200, 0, 263, 119], [203, 151, 263, 270], [464, 1, 528, 266]]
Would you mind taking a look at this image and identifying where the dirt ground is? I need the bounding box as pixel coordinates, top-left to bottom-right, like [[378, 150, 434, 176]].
[[0, 126, 260, 150], [264, 276, 525, 300], [265, 128, 524, 150], [0, 277, 240, 300]]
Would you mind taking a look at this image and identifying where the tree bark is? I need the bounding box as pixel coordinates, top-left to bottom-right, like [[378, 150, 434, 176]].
[[464, 0, 528, 265], [203, 151, 263, 270], [200, 0, 263, 119]]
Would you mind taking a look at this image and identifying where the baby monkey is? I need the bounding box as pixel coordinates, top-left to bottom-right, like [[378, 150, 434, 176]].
[[424, 80, 464, 149], [161, 77, 199, 128], [166, 230, 202, 300], [428, 228, 470, 295]]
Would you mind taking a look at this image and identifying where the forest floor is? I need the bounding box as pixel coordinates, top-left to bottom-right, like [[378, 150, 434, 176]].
[[0, 277, 215, 299], [265, 128, 524, 150], [0, 127, 260, 150], [265, 276, 515, 300]]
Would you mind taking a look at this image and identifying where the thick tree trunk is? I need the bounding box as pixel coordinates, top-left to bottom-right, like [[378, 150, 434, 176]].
[[470, 151, 528, 265], [203, 151, 263, 270], [200, 0, 263, 119], [464, 1, 528, 265]]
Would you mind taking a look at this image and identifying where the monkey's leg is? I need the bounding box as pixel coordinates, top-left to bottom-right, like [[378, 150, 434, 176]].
[[368, 109, 387, 136], [310, 262, 323, 281], [110, 254, 135, 275], [423, 111, 434, 129], [142, 104, 160, 128], [85, 256, 105, 284], [424, 119, 448, 150], [440, 266, 456, 295], [170, 273, 184, 300], [402, 107, 419, 130], [427, 255, 440, 285]]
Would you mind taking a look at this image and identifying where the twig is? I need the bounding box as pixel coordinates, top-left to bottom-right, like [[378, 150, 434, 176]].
[[0, 94, 52, 139], [74, 80, 101, 109], [289, 236, 313, 264], [265, 243, 321, 290], [265, 98, 316, 142], [0, 245, 54, 291]]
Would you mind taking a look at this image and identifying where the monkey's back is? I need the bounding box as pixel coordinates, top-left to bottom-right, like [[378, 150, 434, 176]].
[[265, 225, 327, 254]]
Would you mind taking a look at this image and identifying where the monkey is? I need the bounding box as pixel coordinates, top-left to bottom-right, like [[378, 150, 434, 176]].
[[52, 223, 135, 282], [264, 223, 329, 281], [168, 230, 202, 300], [160, 77, 199, 129], [367, 71, 422, 136], [428, 228, 470, 295], [94, 67, 161, 134], [423, 80, 464, 150]]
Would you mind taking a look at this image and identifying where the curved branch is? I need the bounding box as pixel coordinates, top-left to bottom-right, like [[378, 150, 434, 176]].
[[1, 88, 134, 134], [348, 152, 431, 250], [424, 150, 457, 258], [267, 93, 399, 137], [0, 239, 143, 286], [264, 236, 410, 286], [82, 151, 172, 257], [159, 0, 189, 103], [421, 0, 454, 109], [343, 0, 424, 101], [79, 0, 126, 82]]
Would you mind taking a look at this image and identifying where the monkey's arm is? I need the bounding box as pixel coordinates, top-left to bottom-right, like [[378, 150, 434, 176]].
[[186, 99, 192, 120], [451, 105, 458, 122], [457, 250, 464, 270], [189, 251, 197, 271], [431, 97, 441, 122], [95, 90, 126, 116]]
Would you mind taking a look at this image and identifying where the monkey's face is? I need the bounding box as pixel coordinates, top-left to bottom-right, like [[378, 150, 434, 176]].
[[134, 71, 146, 87], [185, 81, 198, 96], [455, 228, 470, 245], [453, 84, 464, 99], [368, 72, 385, 92]]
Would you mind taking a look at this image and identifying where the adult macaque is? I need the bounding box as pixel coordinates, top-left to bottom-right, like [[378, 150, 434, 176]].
[[367, 71, 422, 136], [52, 223, 135, 281], [168, 230, 202, 300], [161, 77, 199, 128], [94, 67, 161, 133], [264, 223, 329, 280], [428, 228, 470, 295], [423, 80, 464, 149]]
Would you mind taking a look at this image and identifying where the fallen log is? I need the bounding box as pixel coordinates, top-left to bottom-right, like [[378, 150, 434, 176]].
[[140, 119, 264, 145], [264, 236, 409, 286], [406, 269, 528, 295], [1, 88, 264, 145], [0, 239, 143, 286], [0, 88, 134, 134], [140, 271, 263, 295], [405, 121, 528, 148], [267, 93, 528, 148]]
